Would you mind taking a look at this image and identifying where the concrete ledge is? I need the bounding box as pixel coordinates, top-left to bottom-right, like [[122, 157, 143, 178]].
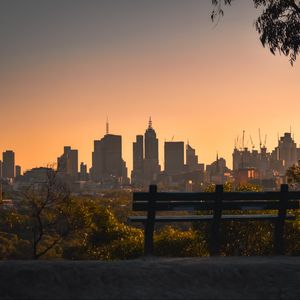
[[1, 257, 300, 300]]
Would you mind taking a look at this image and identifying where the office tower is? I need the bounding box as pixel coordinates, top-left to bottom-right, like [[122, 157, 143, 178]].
[[91, 134, 127, 183], [164, 141, 184, 175], [2, 150, 15, 179], [143, 118, 160, 184], [186, 143, 202, 171], [276, 133, 298, 170], [131, 135, 144, 186], [15, 165, 21, 177], [79, 162, 88, 181], [0, 160, 2, 178], [57, 146, 78, 179]]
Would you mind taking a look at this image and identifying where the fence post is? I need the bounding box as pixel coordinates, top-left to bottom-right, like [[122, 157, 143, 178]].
[[144, 185, 157, 256], [210, 184, 223, 256], [274, 184, 288, 255]]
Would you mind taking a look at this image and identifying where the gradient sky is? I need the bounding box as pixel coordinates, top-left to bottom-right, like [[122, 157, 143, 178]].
[[1, 0, 299, 173]]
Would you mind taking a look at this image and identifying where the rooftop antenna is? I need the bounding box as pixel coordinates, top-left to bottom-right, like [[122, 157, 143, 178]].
[[242, 130, 245, 150], [148, 116, 152, 128], [106, 116, 109, 135]]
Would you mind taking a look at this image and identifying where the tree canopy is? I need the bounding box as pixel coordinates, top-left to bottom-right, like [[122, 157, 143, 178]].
[[212, 0, 300, 65]]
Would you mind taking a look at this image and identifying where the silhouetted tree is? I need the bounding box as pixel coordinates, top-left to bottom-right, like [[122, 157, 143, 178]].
[[212, 0, 300, 64], [22, 168, 72, 259]]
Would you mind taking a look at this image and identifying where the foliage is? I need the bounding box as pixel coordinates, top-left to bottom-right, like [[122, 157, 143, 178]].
[[0, 232, 31, 259], [286, 163, 300, 189], [61, 198, 144, 260], [154, 226, 208, 257], [194, 182, 298, 256], [204, 182, 261, 192], [1, 182, 300, 260], [212, 0, 300, 64]]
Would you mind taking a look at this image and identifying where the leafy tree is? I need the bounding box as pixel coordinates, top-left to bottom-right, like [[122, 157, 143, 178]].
[[212, 0, 300, 64], [195, 183, 276, 255], [154, 226, 208, 257], [286, 163, 300, 187], [61, 198, 144, 260]]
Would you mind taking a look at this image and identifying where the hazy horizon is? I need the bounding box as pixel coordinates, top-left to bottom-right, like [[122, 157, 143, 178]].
[[1, 1, 299, 173]]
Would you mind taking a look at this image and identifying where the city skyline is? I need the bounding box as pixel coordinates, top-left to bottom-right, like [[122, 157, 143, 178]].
[[1, 1, 300, 173], [1, 122, 299, 175]]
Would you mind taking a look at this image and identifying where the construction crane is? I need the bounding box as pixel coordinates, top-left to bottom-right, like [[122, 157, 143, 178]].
[[250, 135, 255, 150], [258, 128, 262, 151], [263, 134, 267, 148]]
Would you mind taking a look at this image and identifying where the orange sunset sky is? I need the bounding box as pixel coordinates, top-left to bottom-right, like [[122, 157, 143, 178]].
[[0, 1, 299, 173]]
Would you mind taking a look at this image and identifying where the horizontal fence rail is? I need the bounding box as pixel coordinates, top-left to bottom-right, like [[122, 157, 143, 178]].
[[133, 191, 300, 201]]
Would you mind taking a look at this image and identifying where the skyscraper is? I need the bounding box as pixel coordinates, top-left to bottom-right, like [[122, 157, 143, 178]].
[[2, 151, 15, 179], [15, 165, 21, 177], [57, 146, 78, 179], [79, 162, 88, 181], [91, 134, 128, 184], [164, 141, 184, 175], [131, 135, 144, 186], [143, 118, 160, 184], [186, 143, 203, 171], [276, 132, 298, 170]]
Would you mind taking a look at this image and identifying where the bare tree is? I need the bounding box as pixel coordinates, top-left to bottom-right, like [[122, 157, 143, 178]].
[[23, 168, 72, 259]]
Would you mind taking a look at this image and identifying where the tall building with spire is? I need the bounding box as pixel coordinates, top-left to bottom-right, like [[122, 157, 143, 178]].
[[131, 118, 160, 187], [143, 117, 160, 185]]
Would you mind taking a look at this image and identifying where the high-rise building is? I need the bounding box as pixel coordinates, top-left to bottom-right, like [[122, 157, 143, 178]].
[[131, 135, 144, 186], [186, 143, 204, 172], [276, 132, 298, 170], [57, 146, 78, 179], [15, 165, 21, 177], [0, 160, 2, 179], [164, 141, 184, 175], [2, 150, 15, 179], [79, 162, 88, 181], [91, 134, 128, 183], [143, 118, 160, 184]]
